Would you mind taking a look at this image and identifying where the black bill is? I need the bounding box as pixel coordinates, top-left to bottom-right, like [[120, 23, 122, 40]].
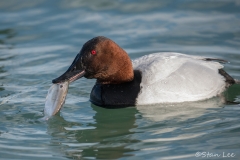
[[52, 54, 85, 84]]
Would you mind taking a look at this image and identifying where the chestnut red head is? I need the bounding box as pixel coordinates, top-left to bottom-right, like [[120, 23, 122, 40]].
[[52, 36, 134, 84]]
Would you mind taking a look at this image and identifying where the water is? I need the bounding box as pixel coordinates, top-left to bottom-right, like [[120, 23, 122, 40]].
[[1, 0, 240, 159]]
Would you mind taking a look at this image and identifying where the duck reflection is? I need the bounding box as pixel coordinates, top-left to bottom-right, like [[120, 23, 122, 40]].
[[47, 104, 139, 159], [136, 97, 225, 123], [46, 88, 240, 159]]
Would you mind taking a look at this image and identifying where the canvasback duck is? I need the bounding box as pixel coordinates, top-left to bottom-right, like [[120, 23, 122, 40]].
[[52, 36, 239, 107]]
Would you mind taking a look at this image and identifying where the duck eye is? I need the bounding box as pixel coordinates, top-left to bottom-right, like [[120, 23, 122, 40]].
[[91, 50, 96, 55]]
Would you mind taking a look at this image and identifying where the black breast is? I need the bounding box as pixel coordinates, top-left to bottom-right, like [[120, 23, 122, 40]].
[[90, 70, 142, 108]]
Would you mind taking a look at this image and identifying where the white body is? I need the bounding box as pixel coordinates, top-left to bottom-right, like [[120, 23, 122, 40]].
[[44, 81, 69, 119], [132, 52, 226, 105]]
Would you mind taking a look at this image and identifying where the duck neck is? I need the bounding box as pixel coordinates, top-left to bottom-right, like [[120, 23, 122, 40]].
[[98, 49, 134, 84], [97, 66, 134, 85]]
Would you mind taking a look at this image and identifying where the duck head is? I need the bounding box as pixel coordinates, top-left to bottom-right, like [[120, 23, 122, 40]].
[[52, 36, 134, 84]]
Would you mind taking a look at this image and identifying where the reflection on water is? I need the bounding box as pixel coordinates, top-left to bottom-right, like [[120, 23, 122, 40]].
[[134, 100, 240, 159], [47, 105, 138, 159], [45, 98, 240, 159], [0, 0, 240, 159], [137, 97, 225, 122]]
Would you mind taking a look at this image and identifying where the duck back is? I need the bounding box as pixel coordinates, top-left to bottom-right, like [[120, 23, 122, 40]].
[[133, 52, 226, 105]]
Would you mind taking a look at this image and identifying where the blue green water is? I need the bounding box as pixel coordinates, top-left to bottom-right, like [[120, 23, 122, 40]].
[[1, 0, 240, 159]]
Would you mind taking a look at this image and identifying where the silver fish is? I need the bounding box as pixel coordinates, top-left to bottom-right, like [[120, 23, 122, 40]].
[[43, 81, 69, 119]]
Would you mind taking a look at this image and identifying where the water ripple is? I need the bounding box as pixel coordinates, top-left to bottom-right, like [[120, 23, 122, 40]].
[[0, 0, 240, 159]]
